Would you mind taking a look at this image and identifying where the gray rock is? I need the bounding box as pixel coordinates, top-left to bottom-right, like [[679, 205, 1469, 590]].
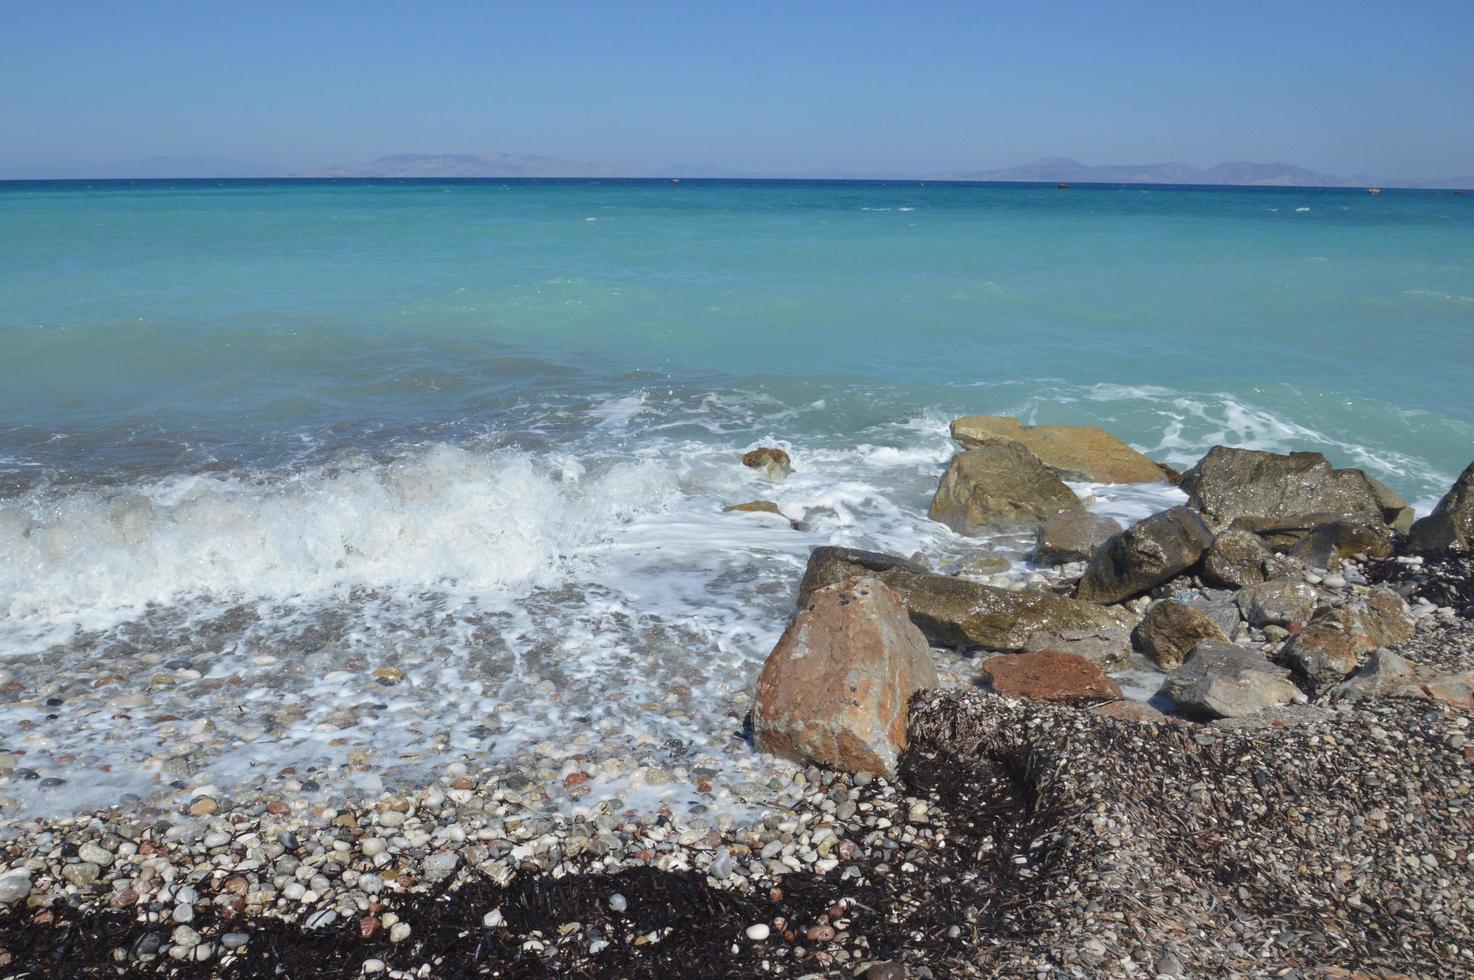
[[1236, 579, 1318, 629], [1409, 459, 1474, 553], [1162, 640, 1301, 719], [1287, 521, 1393, 567], [1331, 648, 1422, 700], [1199, 528, 1270, 589], [61, 862, 101, 888], [1033, 510, 1123, 565], [0, 871, 31, 904], [1180, 446, 1387, 529], [1367, 478, 1415, 535], [422, 851, 460, 882], [1076, 507, 1213, 604], [929, 443, 1083, 535], [77, 842, 114, 867]]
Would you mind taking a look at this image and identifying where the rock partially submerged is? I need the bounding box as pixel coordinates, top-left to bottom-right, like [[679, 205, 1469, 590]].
[[949, 415, 1174, 484], [928, 443, 1082, 534], [979, 649, 1122, 703], [1180, 446, 1387, 529], [741, 446, 792, 480], [1408, 458, 1474, 553], [1162, 640, 1301, 719], [800, 546, 1133, 653], [1032, 510, 1122, 565], [1075, 506, 1213, 604], [754, 578, 937, 776]]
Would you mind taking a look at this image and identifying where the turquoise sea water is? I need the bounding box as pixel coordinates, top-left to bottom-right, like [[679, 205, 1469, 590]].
[[1, 178, 1471, 815]]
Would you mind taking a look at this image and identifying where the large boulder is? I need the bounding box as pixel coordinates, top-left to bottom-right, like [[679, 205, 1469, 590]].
[[1180, 447, 1386, 529], [1033, 510, 1123, 565], [1235, 579, 1319, 630], [1279, 587, 1416, 688], [753, 578, 937, 777], [1408, 460, 1474, 553], [979, 649, 1122, 704], [928, 444, 1082, 535], [1286, 521, 1393, 567], [1199, 527, 1272, 589], [799, 546, 1133, 653], [1133, 599, 1229, 670], [1162, 641, 1301, 719], [1075, 507, 1214, 604], [949, 416, 1173, 484]]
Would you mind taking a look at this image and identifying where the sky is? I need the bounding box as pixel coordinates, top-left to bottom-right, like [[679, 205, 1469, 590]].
[[4, 0, 1474, 178]]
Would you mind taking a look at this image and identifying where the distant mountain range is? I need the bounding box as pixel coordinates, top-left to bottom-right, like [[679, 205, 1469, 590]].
[[4, 152, 1469, 188], [287, 153, 629, 179]]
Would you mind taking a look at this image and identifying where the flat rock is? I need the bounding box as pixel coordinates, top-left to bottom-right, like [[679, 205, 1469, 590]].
[[979, 649, 1122, 704], [1033, 510, 1122, 565], [754, 577, 938, 776], [1162, 640, 1301, 719], [799, 546, 1133, 652], [928, 444, 1082, 535], [1076, 507, 1213, 604], [1133, 599, 1229, 670], [1409, 458, 1474, 553], [1180, 446, 1387, 529], [949, 415, 1173, 484]]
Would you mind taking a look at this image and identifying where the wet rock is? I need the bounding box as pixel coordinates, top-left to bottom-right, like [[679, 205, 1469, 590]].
[[1199, 527, 1271, 589], [1236, 579, 1318, 629], [1133, 600, 1228, 670], [799, 546, 1133, 652], [1033, 510, 1123, 565], [1020, 621, 1135, 668], [754, 578, 938, 776], [1162, 641, 1300, 719], [723, 500, 783, 516], [0, 871, 31, 904], [1409, 459, 1474, 553], [1287, 521, 1393, 567], [928, 444, 1082, 534], [979, 649, 1122, 703], [741, 447, 792, 480], [1076, 507, 1213, 604], [949, 415, 1174, 484], [1180, 446, 1387, 529], [951, 549, 1011, 577]]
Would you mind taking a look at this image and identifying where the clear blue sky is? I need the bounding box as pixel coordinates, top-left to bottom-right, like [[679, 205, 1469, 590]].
[[4, 0, 1473, 177]]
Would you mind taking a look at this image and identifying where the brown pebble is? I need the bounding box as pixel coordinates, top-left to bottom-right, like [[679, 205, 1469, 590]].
[[806, 924, 836, 942], [767, 887, 783, 902], [360, 915, 381, 939], [265, 800, 291, 815], [562, 772, 588, 788], [188, 798, 218, 817], [111, 889, 138, 908]]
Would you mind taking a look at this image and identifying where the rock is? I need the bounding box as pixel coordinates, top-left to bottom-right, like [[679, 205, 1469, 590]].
[[1199, 528, 1271, 589], [741, 447, 792, 480], [422, 851, 459, 882], [754, 578, 938, 776], [928, 444, 1082, 535], [1332, 648, 1474, 709], [1020, 622, 1135, 668], [1180, 446, 1387, 529], [1133, 600, 1228, 670], [1280, 590, 1412, 688], [1236, 579, 1319, 629], [1408, 459, 1474, 552], [1033, 510, 1123, 565], [1367, 478, 1416, 535], [724, 500, 782, 515], [1076, 507, 1213, 604], [949, 415, 1173, 484], [979, 649, 1122, 703], [1162, 641, 1301, 719], [1420, 673, 1474, 709], [1287, 521, 1393, 567], [77, 842, 114, 867], [951, 550, 1011, 577], [745, 923, 771, 941], [1181, 589, 1244, 636], [0, 871, 31, 904], [799, 546, 1133, 652], [864, 964, 908, 980], [61, 862, 101, 888]]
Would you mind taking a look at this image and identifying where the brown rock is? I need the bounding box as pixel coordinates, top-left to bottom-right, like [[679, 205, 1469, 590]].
[[928, 444, 1082, 535], [742, 447, 792, 480], [1133, 600, 1229, 670], [1076, 507, 1214, 604], [1408, 459, 1474, 553], [949, 416, 1173, 484], [979, 649, 1122, 703], [1180, 446, 1386, 529], [754, 578, 938, 776], [798, 546, 1133, 653], [724, 500, 783, 515], [1287, 521, 1393, 567], [1091, 699, 1174, 724], [1278, 589, 1412, 689], [1033, 510, 1123, 565]]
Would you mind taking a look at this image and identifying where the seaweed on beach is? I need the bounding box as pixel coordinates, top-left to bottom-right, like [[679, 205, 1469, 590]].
[[1366, 552, 1474, 611]]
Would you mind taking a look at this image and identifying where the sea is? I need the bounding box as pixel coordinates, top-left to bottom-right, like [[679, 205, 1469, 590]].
[[1, 178, 1471, 818]]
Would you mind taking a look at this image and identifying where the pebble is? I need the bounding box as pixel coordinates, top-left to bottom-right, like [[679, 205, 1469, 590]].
[[745, 923, 770, 941], [0, 872, 31, 904], [608, 892, 628, 912], [305, 908, 338, 930], [389, 922, 412, 943]]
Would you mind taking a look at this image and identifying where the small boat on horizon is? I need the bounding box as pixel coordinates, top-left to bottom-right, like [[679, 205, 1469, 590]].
[[1057, 182, 1070, 189], [1367, 187, 1381, 195]]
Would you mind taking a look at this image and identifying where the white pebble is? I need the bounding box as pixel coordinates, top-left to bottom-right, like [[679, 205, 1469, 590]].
[[745, 923, 770, 941]]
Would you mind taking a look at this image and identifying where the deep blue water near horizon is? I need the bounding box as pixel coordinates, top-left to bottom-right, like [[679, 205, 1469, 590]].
[[2, 176, 1473, 816]]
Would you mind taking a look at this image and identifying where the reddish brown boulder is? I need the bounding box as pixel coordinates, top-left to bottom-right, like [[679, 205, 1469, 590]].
[[979, 649, 1122, 704], [754, 578, 938, 776]]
